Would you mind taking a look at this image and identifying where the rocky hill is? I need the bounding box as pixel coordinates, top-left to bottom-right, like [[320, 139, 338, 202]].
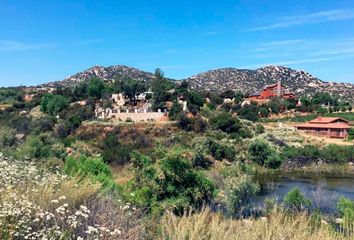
[[41, 65, 354, 102], [187, 66, 354, 102], [41, 65, 158, 88]]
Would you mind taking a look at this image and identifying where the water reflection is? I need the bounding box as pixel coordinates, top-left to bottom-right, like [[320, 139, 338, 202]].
[[253, 172, 354, 213]]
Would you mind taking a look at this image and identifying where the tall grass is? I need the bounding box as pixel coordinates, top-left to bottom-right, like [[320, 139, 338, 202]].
[[160, 208, 354, 240]]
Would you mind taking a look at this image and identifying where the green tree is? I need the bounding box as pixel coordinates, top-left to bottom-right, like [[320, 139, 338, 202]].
[[169, 101, 183, 120], [130, 147, 215, 214], [220, 90, 235, 99], [87, 78, 106, 99], [72, 82, 88, 100], [115, 77, 146, 105], [283, 187, 311, 212], [248, 139, 282, 168], [41, 94, 69, 116], [209, 112, 241, 134], [102, 133, 132, 164], [151, 68, 169, 110]]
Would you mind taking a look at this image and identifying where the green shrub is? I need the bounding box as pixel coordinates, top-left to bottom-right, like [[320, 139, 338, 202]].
[[169, 101, 183, 120], [248, 139, 282, 168], [23, 133, 66, 159], [64, 155, 117, 191], [130, 148, 215, 214], [210, 112, 241, 134], [337, 197, 354, 223], [283, 187, 311, 212], [224, 174, 259, 216], [205, 139, 236, 161], [236, 104, 259, 122], [348, 128, 354, 140], [0, 127, 17, 147], [101, 133, 132, 164], [192, 150, 212, 169], [41, 94, 69, 116]]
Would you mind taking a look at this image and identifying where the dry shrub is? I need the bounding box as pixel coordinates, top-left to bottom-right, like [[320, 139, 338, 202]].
[[86, 196, 146, 240], [160, 208, 353, 240], [28, 177, 100, 212]]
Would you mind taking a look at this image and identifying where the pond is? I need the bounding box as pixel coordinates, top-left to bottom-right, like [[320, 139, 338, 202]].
[[252, 171, 354, 213]]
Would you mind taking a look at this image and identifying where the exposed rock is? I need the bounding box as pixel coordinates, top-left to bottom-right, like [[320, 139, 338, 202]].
[[187, 65, 354, 102], [40, 64, 354, 102]]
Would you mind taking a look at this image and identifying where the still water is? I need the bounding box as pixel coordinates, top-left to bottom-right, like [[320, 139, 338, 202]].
[[253, 172, 354, 213]]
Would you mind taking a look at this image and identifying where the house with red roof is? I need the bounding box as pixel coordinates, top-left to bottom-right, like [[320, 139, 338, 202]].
[[248, 80, 296, 100], [295, 117, 351, 139]]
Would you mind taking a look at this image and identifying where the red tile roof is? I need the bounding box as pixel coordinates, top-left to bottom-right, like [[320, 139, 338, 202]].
[[309, 117, 349, 124], [295, 123, 351, 129]]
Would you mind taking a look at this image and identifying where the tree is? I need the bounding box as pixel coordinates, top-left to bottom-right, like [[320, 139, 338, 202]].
[[87, 78, 106, 99], [248, 139, 282, 168], [115, 77, 146, 105], [41, 94, 69, 116], [169, 101, 183, 120], [72, 82, 88, 100], [283, 187, 311, 212], [236, 104, 259, 122], [220, 90, 234, 99], [151, 68, 169, 110], [102, 133, 132, 164], [234, 91, 244, 104], [210, 112, 241, 134]]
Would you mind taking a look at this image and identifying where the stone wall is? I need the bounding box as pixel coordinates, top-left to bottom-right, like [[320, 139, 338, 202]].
[[95, 108, 167, 122]]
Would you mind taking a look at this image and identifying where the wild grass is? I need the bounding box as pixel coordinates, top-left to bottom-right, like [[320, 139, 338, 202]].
[[160, 207, 354, 240]]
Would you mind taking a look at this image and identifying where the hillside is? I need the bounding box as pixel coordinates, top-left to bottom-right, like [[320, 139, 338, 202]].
[[41, 65, 159, 88], [187, 66, 354, 102], [41, 65, 354, 102]]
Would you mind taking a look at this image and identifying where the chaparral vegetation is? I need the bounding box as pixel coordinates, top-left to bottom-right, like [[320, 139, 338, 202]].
[[0, 73, 353, 239]]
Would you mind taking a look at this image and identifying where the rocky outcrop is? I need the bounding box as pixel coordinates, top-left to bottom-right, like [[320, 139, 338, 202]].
[[41, 65, 157, 88], [187, 65, 354, 102], [41, 65, 354, 102]]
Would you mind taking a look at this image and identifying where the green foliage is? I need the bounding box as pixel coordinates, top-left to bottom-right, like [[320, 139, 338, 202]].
[[283, 187, 311, 212], [220, 90, 234, 99], [177, 113, 207, 133], [64, 155, 117, 191], [282, 144, 354, 163], [169, 101, 183, 120], [337, 197, 354, 222], [192, 150, 212, 169], [22, 133, 66, 159], [41, 94, 69, 116], [224, 174, 259, 216], [152, 68, 169, 110], [72, 82, 88, 100], [0, 127, 17, 147], [348, 128, 354, 140], [101, 133, 132, 164], [236, 104, 259, 122], [114, 77, 147, 105], [130, 148, 215, 214], [0, 88, 22, 104], [248, 139, 282, 168], [205, 139, 236, 161], [87, 78, 107, 99], [210, 112, 241, 134]]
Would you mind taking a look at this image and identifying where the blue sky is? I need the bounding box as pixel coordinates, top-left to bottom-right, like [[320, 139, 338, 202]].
[[1, 0, 354, 87]]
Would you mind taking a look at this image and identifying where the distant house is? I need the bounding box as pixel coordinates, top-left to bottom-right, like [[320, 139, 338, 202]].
[[249, 80, 295, 100], [295, 117, 351, 139]]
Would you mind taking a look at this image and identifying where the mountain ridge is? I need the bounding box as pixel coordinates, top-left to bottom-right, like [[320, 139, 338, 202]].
[[40, 65, 354, 102]]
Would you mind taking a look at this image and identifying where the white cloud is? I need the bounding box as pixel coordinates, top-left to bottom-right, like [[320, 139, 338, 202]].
[[204, 31, 218, 36], [0, 40, 56, 52], [248, 9, 354, 31]]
